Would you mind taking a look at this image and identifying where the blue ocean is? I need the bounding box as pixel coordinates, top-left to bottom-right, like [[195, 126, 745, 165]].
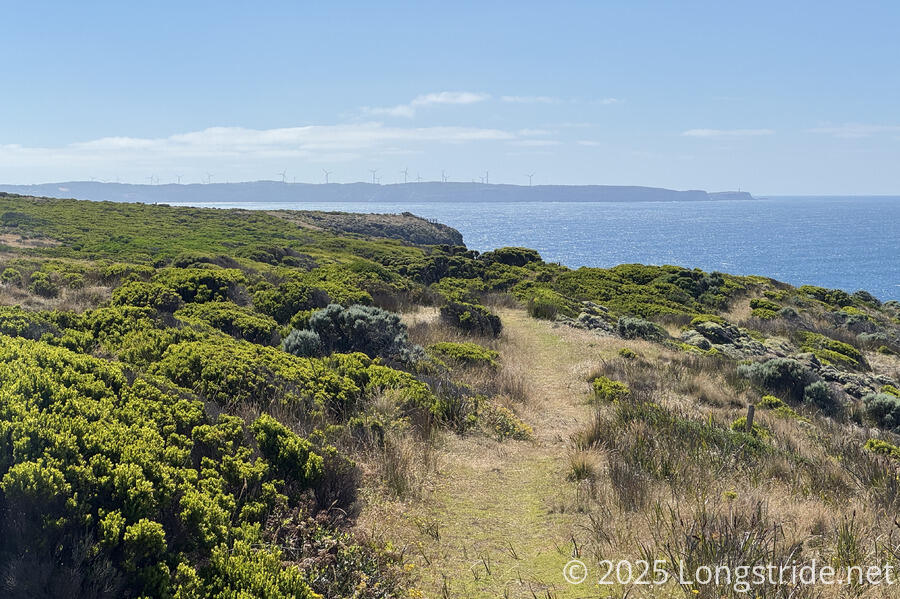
[[170, 196, 900, 301]]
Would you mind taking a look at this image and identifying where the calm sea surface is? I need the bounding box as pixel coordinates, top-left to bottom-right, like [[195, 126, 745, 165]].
[[169, 196, 900, 301]]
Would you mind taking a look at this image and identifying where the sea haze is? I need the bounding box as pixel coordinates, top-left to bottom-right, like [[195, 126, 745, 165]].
[[156, 195, 899, 301]]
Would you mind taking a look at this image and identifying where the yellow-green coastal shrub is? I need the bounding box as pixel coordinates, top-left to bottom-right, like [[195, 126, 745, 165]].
[[799, 331, 865, 370], [481, 404, 533, 441], [758, 395, 799, 419], [864, 438, 900, 461], [175, 301, 279, 344], [527, 288, 576, 319], [882, 385, 900, 398], [112, 280, 183, 312], [592, 376, 630, 402], [730, 416, 769, 438], [0, 335, 325, 598], [152, 267, 246, 303], [427, 341, 499, 368]]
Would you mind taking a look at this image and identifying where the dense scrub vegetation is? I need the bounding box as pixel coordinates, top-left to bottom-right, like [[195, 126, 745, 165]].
[[1, 193, 899, 597]]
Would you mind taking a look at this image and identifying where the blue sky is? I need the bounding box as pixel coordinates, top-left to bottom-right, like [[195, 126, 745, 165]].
[[2, 1, 898, 193]]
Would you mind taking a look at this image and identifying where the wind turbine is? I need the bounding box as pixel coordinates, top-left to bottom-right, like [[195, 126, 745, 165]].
[[526, 172, 535, 186], [400, 167, 409, 184], [441, 169, 447, 183], [323, 169, 332, 184], [369, 169, 378, 185], [278, 170, 287, 184], [416, 172, 422, 183], [175, 174, 183, 184], [484, 171, 489, 185], [206, 172, 213, 184]]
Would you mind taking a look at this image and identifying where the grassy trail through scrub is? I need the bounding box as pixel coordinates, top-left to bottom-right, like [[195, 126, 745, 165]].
[[361, 309, 626, 598]]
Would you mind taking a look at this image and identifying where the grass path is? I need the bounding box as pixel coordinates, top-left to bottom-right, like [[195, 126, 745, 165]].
[[359, 309, 625, 598]]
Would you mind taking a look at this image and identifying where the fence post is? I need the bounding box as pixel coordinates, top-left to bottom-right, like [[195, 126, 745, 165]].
[[746, 404, 756, 433]]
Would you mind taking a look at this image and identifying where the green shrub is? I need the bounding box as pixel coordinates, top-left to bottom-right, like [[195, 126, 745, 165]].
[[480, 246, 542, 267], [737, 358, 817, 403], [751, 307, 778, 320], [803, 381, 839, 414], [730, 416, 769, 438], [799, 332, 865, 369], [152, 267, 246, 303], [427, 341, 499, 368], [101, 262, 155, 283], [864, 438, 900, 460], [750, 298, 780, 312], [592, 376, 630, 402], [152, 338, 360, 413], [618, 347, 638, 359], [60, 271, 86, 289], [308, 303, 419, 362], [690, 314, 725, 326], [552, 264, 745, 317], [617, 316, 666, 341], [253, 279, 330, 324], [28, 271, 59, 298], [112, 280, 183, 312], [1, 267, 22, 285], [440, 300, 502, 337], [0, 306, 59, 339], [853, 290, 881, 307], [527, 288, 574, 320], [480, 404, 533, 441], [0, 334, 351, 598], [881, 385, 900, 398], [289, 308, 318, 330], [323, 352, 439, 418], [758, 395, 799, 419], [206, 540, 317, 599], [250, 413, 324, 487], [282, 329, 323, 357], [864, 392, 900, 432], [175, 301, 279, 344], [799, 285, 853, 307]]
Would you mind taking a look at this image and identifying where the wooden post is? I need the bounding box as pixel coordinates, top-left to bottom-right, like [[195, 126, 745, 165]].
[[746, 404, 755, 433]]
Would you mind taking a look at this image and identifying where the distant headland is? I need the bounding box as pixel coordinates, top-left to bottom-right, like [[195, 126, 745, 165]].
[[0, 181, 755, 205]]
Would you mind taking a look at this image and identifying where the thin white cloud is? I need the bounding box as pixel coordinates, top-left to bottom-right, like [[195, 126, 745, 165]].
[[516, 128, 554, 137], [413, 91, 489, 106], [508, 139, 561, 147], [597, 98, 622, 105], [501, 95, 560, 104], [363, 91, 490, 118], [682, 128, 775, 138], [808, 123, 900, 138], [364, 104, 416, 118], [0, 123, 516, 167]]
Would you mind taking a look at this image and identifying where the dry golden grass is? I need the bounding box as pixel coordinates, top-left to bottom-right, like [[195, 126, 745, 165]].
[[0, 232, 60, 248], [0, 283, 111, 312]]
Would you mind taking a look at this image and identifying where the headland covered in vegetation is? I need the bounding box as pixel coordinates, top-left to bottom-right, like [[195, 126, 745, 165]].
[[0, 192, 899, 598]]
